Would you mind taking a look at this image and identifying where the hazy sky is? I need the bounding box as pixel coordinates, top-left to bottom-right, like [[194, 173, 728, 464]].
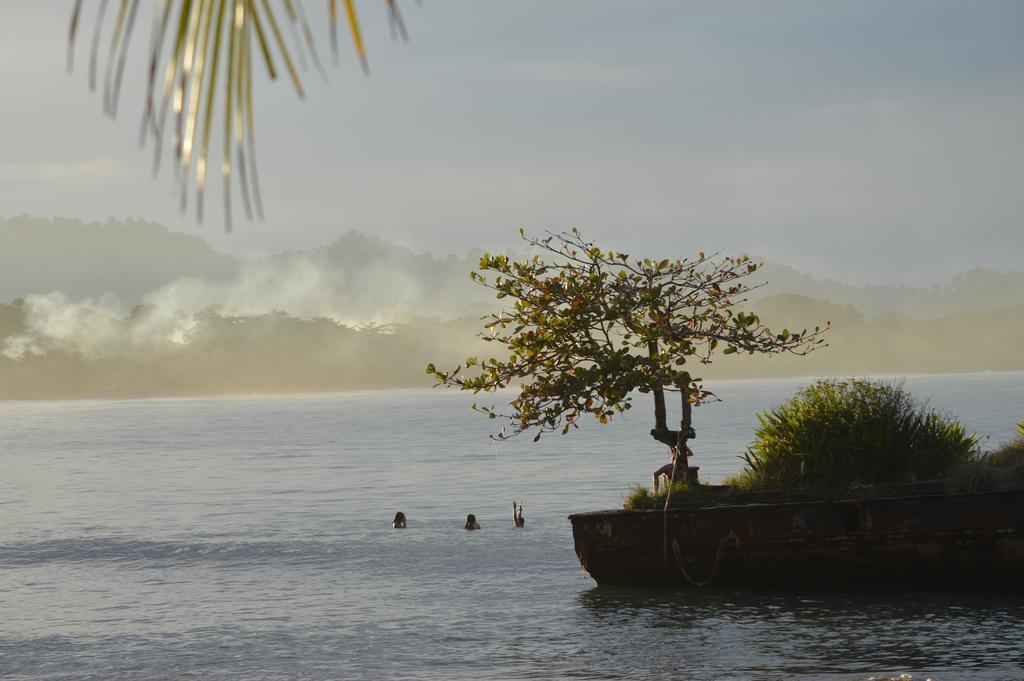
[[1, 1, 1022, 285]]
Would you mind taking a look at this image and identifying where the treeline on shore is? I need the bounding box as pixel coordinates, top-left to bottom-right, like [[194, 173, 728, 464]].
[[708, 294, 1024, 379], [1, 296, 1023, 399], [0, 303, 485, 399], [3, 216, 1023, 399]]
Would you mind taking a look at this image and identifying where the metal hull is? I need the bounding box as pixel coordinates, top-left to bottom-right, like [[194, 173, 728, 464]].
[[569, 489, 1024, 588]]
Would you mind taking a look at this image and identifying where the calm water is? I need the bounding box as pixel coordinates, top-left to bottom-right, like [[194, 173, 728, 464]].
[[2, 373, 1023, 680]]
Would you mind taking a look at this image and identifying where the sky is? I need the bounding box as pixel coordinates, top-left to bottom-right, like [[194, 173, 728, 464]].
[[0, 1, 1022, 286]]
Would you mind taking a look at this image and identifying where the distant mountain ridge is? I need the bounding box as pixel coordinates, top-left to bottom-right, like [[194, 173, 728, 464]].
[[755, 261, 1024, 319], [2, 216, 1022, 398], [0, 216, 238, 303], [2, 215, 1022, 320]]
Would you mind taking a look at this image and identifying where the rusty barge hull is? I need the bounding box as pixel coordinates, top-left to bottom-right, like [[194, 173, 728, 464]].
[[569, 489, 1024, 588]]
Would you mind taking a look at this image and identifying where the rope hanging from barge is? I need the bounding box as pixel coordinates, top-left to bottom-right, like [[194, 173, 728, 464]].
[[671, 532, 739, 587], [660, 373, 739, 587], [662, 375, 693, 568]]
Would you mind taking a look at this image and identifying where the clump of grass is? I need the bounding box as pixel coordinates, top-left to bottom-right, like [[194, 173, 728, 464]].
[[624, 484, 655, 510], [948, 420, 1024, 493], [624, 480, 705, 509], [720, 474, 756, 491], [993, 441, 1024, 487], [946, 458, 1003, 493], [989, 436, 1024, 468], [735, 379, 978, 492]]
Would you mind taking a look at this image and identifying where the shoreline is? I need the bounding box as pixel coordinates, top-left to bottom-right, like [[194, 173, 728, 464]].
[[2, 369, 1022, 406]]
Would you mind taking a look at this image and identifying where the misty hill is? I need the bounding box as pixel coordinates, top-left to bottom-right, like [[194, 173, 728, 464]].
[[755, 262, 1024, 318], [0, 216, 238, 303], [2, 215, 1024, 398], [0, 216, 494, 321], [1, 294, 1022, 399], [3, 215, 1023, 321], [700, 294, 1024, 378], [0, 300, 488, 398], [254, 231, 494, 321]]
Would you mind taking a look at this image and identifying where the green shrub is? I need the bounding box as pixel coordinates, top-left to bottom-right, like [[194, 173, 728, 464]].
[[736, 379, 978, 491], [946, 458, 1003, 494], [948, 437, 1024, 493], [949, 419, 1024, 492], [989, 439, 1024, 468], [990, 441, 1024, 488], [624, 484, 655, 509]]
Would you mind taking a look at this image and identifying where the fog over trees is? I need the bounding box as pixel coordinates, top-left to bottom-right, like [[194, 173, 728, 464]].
[[1, 215, 1022, 399]]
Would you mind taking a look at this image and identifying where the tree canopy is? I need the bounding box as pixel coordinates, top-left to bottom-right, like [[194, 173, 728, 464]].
[[427, 229, 829, 443]]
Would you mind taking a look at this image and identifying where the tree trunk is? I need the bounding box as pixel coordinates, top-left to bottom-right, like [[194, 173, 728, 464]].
[[648, 339, 674, 446], [650, 375, 694, 449]]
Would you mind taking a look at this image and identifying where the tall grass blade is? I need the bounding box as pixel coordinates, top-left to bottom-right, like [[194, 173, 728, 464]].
[[232, 0, 254, 222], [179, 0, 216, 212], [222, 0, 240, 227], [295, 0, 327, 79], [344, 0, 370, 74], [102, 0, 130, 115], [249, 1, 279, 80], [110, 0, 141, 118], [281, 0, 305, 70], [152, 0, 194, 175], [68, 0, 84, 73], [244, 6, 264, 220], [259, 0, 304, 96], [173, 0, 204, 174], [197, 0, 228, 223], [386, 0, 408, 42], [329, 0, 339, 65], [89, 0, 110, 92], [139, 0, 173, 145]]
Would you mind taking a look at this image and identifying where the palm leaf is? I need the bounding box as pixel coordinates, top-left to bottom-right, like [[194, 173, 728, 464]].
[[69, 0, 410, 231]]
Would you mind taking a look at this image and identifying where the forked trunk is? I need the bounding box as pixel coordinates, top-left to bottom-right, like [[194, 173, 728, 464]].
[[648, 339, 677, 447]]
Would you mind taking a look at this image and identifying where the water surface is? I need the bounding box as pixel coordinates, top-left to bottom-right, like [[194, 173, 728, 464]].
[[2, 373, 1023, 680]]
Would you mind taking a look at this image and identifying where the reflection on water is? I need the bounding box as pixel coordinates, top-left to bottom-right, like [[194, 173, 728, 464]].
[[577, 587, 1024, 680]]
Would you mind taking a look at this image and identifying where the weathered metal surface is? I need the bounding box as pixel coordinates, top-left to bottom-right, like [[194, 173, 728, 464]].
[[568, 489, 1024, 588]]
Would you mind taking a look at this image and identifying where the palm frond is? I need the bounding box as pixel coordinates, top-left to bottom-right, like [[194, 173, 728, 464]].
[[69, 0, 409, 231]]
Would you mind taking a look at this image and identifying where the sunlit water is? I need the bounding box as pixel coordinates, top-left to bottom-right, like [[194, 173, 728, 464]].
[[2, 373, 1023, 680]]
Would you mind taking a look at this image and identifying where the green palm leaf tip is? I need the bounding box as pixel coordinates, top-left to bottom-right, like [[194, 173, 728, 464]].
[[68, 0, 84, 73], [179, 0, 217, 213], [69, 0, 410, 231], [103, 0, 141, 117], [197, 0, 229, 223]]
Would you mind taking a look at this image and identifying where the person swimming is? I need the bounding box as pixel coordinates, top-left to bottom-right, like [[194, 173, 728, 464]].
[[392, 511, 407, 528], [513, 500, 525, 528], [464, 513, 481, 530]]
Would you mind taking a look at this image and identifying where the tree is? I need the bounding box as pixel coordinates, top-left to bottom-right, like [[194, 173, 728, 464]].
[[427, 229, 829, 460]]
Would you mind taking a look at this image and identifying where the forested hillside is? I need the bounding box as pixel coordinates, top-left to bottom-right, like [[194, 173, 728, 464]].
[[2, 216, 1022, 398]]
